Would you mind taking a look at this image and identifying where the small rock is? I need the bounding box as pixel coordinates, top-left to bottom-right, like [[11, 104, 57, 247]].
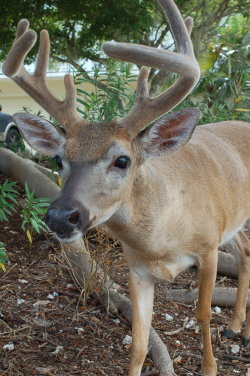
[[122, 335, 132, 345], [3, 343, 14, 351], [18, 279, 28, 284], [17, 298, 25, 305], [231, 344, 240, 354], [47, 292, 59, 299], [185, 319, 196, 329], [75, 327, 84, 333], [51, 346, 64, 355], [213, 306, 222, 314], [165, 313, 174, 321]]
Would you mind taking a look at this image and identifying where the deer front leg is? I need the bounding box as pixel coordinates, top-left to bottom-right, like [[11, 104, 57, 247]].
[[223, 232, 250, 340], [128, 267, 155, 376], [242, 310, 250, 347], [196, 250, 218, 376]]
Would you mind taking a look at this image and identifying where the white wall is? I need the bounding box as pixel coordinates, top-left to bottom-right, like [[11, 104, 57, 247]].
[[0, 72, 137, 120], [0, 74, 88, 118]]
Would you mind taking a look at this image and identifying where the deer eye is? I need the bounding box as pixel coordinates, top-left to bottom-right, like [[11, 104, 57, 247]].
[[114, 156, 131, 169], [54, 155, 63, 170]]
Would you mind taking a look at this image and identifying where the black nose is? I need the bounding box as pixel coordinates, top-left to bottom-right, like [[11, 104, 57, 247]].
[[44, 199, 90, 239]]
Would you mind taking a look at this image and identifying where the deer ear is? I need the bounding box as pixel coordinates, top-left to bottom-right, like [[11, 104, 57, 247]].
[[139, 108, 200, 158], [13, 113, 66, 156]]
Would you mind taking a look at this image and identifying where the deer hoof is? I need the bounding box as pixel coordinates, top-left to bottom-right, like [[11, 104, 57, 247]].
[[241, 336, 250, 347], [221, 328, 236, 339]]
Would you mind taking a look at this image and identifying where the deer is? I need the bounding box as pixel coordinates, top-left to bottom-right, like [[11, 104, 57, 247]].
[[2, 0, 250, 375]]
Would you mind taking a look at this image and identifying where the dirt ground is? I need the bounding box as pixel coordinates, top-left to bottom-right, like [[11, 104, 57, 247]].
[[0, 174, 249, 376]]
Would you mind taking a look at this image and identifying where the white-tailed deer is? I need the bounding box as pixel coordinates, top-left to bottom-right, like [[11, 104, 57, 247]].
[[3, 0, 250, 375]]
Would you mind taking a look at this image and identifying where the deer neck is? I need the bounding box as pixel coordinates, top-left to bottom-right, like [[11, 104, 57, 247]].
[[105, 159, 175, 249]]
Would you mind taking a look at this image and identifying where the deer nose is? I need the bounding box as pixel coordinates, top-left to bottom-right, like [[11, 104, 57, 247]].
[[45, 207, 79, 234], [44, 203, 90, 240], [68, 209, 80, 225]]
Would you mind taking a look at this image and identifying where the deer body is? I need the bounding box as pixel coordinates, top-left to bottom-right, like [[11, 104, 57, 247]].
[[3, 0, 250, 374], [106, 120, 250, 263]]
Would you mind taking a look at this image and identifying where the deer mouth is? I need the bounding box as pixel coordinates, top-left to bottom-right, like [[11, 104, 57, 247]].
[[44, 199, 91, 242], [54, 228, 84, 243]]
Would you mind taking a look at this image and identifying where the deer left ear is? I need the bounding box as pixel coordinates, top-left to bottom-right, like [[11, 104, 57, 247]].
[[138, 108, 200, 158], [13, 113, 66, 156]]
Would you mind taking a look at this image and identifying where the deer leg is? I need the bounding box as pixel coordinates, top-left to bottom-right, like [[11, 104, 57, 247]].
[[128, 267, 155, 376], [223, 232, 250, 339], [242, 310, 250, 347], [195, 250, 218, 376]]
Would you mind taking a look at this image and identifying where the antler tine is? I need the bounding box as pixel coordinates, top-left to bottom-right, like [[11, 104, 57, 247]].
[[184, 16, 194, 35], [102, 0, 200, 137], [3, 20, 36, 77], [2, 21, 81, 129], [35, 30, 50, 77]]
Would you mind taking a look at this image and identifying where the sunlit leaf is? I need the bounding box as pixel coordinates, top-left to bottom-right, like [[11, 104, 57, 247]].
[[0, 263, 6, 272], [26, 230, 32, 244]]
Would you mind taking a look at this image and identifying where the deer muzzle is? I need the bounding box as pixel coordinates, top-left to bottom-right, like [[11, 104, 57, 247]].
[[44, 197, 90, 241]]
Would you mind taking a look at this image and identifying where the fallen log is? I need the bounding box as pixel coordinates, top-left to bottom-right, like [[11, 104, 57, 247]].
[[0, 147, 58, 199], [166, 287, 250, 308], [217, 251, 237, 278]]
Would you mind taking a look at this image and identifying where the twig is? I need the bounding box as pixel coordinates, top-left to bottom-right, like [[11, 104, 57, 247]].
[[223, 354, 250, 362], [164, 317, 189, 335], [176, 351, 203, 360], [164, 327, 184, 336], [2, 263, 18, 278]]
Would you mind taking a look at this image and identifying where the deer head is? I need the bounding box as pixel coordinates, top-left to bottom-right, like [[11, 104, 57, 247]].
[[2, 0, 200, 242]]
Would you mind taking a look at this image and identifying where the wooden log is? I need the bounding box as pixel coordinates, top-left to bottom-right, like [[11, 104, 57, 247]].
[[166, 287, 250, 308]]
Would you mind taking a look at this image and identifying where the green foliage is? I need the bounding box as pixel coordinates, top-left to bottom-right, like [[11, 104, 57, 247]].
[[0, 0, 156, 62], [0, 0, 248, 127], [21, 183, 51, 243], [75, 62, 137, 122], [172, 13, 250, 124], [0, 242, 8, 271], [198, 17, 249, 123], [0, 180, 19, 222], [0, 243, 8, 263]]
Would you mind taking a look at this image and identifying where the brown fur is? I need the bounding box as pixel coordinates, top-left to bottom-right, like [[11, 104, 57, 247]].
[[65, 121, 130, 162]]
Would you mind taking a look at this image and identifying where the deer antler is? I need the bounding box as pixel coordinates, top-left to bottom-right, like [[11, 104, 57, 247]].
[[103, 0, 200, 137], [2, 19, 81, 129]]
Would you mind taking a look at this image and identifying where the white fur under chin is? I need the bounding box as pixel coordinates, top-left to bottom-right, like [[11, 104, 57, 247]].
[[56, 230, 83, 243]]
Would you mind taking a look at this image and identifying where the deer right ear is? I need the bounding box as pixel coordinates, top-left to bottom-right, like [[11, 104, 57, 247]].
[[138, 108, 200, 158], [13, 113, 66, 156]]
